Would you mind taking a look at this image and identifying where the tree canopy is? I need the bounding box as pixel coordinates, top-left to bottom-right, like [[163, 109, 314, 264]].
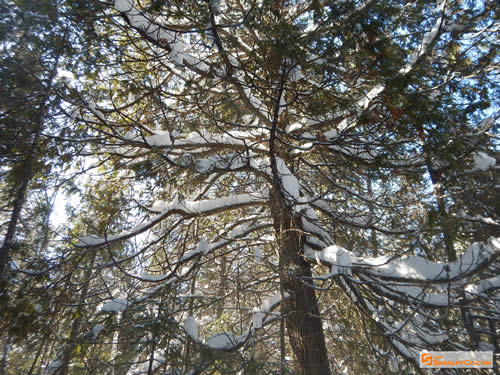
[[1, 0, 499, 374]]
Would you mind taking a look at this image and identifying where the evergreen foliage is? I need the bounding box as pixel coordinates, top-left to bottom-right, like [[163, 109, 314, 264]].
[[1, 0, 499, 374]]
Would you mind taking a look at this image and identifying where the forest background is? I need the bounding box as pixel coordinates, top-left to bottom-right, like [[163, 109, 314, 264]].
[[0, 0, 499, 374]]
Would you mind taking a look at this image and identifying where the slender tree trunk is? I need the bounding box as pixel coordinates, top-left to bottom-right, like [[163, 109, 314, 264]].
[[55, 252, 97, 375], [270, 188, 331, 375], [0, 53, 61, 283], [367, 173, 378, 257], [428, 167, 457, 262], [0, 335, 11, 375]]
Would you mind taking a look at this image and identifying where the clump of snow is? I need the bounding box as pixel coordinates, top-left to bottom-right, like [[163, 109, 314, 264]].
[[46, 359, 63, 375], [289, 65, 302, 82], [78, 235, 105, 247], [327, 246, 352, 276], [254, 246, 261, 263], [183, 316, 198, 341], [261, 293, 282, 312], [252, 293, 289, 330], [196, 238, 209, 255], [180, 238, 211, 261], [278, 94, 286, 116], [145, 132, 172, 146], [286, 122, 303, 133], [115, 0, 133, 12], [101, 298, 130, 313], [170, 40, 185, 65], [253, 310, 264, 329], [138, 274, 167, 281], [308, 245, 352, 276], [307, 237, 500, 284], [276, 157, 299, 200], [70, 107, 80, 120], [92, 324, 105, 338], [206, 332, 243, 350], [133, 351, 166, 374], [473, 152, 496, 171]]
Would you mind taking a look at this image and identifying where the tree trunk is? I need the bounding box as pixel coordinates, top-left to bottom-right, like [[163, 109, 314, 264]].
[[0, 335, 11, 375], [56, 252, 97, 375], [0, 52, 61, 283], [428, 168, 457, 262], [271, 188, 331, 375]]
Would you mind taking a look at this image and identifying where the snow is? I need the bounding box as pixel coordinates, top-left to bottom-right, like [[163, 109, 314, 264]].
[[101, 298, 130, 313], [183, 316, 198, 340], [365, 240, 496, 282], [301, 210, 332, 247], [252, 292, 289, 330], [376, 281, 450, 306], [78, 235, 107, 246], [306, 237, 500, 284], [358, 84, 385, 109], [154, 193, 267, 215], [46, 359, 63, 375], [170, 40, 185, 65], [457, 211, 498, 225], [254, 246, 261, 263], [206, 332, 246, 350], [276, 157, 299, 200], [286, 122, 303, 133], [473, 152, 496, 171], [399, 1, 445, 75], [70, 107, 80, 120], [253, 309, 264, 329], [328, 246, 352, 276], [243, 86, 268, 118], [9, 260, 19, 271], [92, 324, 105, 338], [132, 352, 165, 374], [307, 245, 352, 276], [466, 275, 500, 296], [138, 274, 167, 281], [120, 127, 270, 153], [115, 0, 133, 12], [261, 293, 282, 312], [115, 0, 179, 48], [289, 65, 302, 82], [180, 239, 213, 262], [77, 193, 267, 249], [196, 238, 209, 255], [278, 94, 286, 116]]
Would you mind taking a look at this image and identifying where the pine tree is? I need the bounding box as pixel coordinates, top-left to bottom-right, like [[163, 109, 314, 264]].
[[4, 0, 499, 374]]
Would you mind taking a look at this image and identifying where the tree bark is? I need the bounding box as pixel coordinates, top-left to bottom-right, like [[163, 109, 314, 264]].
[[428, 167, 457, 262], [0, 335, 11, 375], [271, 188, 331, 375], [0, 52, 61, 283]]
